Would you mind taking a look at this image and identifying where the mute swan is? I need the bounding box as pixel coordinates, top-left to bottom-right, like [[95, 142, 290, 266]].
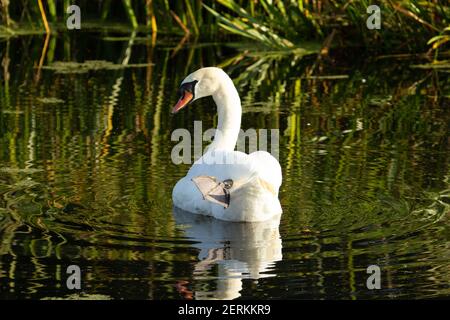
[[172, 67, 282, 222]]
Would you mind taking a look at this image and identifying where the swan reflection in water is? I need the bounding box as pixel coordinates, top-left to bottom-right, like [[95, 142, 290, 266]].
[[173, 208, 282, 300]]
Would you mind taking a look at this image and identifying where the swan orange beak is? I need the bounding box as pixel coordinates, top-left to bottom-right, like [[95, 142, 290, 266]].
[[172, 91, 194, 114]]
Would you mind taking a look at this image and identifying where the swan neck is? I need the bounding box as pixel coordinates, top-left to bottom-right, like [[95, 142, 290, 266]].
[[210, 79, 241, 151]]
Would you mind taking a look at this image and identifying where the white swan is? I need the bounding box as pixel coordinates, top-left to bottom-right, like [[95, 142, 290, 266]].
[[172, 67, 282, 222]]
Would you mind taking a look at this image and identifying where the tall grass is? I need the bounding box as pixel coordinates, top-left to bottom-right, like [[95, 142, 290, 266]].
[[206, 0, 450, 53], [1, 1, 449, 54], [0, 0, 209, 35]]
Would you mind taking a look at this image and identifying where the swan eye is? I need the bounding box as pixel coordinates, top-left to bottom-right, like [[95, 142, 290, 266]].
[[179, 80, 198, 97]]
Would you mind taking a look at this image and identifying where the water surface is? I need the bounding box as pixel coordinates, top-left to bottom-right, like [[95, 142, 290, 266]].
[[0, 31, 449, 299]]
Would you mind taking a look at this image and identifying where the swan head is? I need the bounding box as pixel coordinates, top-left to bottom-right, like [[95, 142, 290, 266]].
[[172, 67, 227, 114]]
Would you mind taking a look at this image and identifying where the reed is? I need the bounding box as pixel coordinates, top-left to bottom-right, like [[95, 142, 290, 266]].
[[1, 1, 449, 53], [206, 0, 450, 53]]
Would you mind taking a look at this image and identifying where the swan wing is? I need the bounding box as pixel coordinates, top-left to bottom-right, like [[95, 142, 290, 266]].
[[173, 149, 282, 221]]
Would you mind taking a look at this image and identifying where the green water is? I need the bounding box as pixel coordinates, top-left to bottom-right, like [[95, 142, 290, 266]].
[[0, 31, 449, 299]]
